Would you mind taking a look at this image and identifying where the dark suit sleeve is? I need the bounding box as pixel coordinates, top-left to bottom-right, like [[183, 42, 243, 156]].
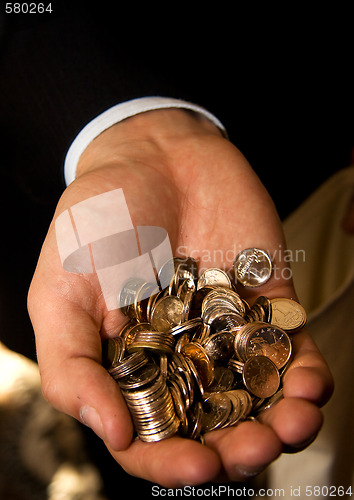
[[0, 3, 351, 207], [0, 4, 204, 202]]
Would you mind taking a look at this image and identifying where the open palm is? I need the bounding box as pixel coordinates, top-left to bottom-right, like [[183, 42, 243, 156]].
[[28, 111, 333, 486]]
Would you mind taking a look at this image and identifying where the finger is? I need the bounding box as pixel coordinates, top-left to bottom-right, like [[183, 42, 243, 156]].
[[204, 420, 282, 482], [109, 436, 221, 488], [258, 397, 323, 451], [236, 260, 334, 408], [28, 275, 133, 451], [283, 329, 334, 406]]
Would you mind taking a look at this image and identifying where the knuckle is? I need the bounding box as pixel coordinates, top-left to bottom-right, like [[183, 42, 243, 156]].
[[39, 368, 60, 407]]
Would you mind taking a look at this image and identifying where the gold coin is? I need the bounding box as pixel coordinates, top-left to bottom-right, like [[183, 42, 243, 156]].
[[242, 355, 280, 398], [101, 336, 125, 368], [201, 393, 232, 432], [207, 365, 234, 392], [117, 360, 160, 390], [246, 324, 292, 370], [202, 332, 235, 364], [151, 295, 184, 332], [222, 391, 242, 427], [120, 321, 152, 346], [181, 342, 214, 387], [187, 401, 203, 440], [270, 297, 307, 332]]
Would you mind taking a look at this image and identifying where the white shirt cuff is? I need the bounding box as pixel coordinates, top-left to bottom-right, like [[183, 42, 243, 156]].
[[64, 96, 227, 186]]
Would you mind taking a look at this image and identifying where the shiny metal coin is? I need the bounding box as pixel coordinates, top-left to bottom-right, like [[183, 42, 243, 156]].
[[235, 322, 292, 370], [197, 268, 232, 290], [117, 360, 160, 390], [233, 248, 272, 287], [202, 332, 235, 364], [242, 355, 280, 398], [201, 393, 232, 432], [101, 336, 125, 368], [101, 258, 304, 442], [270, 297, 307, 332], [207, 366, 234, 392], [182, 342, 214, 388], [151, 295, 184, 332]]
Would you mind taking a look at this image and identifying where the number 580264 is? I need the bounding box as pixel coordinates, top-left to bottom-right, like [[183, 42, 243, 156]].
[[5, 3, 53, 14]]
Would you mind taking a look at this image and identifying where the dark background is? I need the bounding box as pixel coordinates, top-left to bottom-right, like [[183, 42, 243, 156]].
[[0, 3, 352, 359], [0, 3, 352, 497]]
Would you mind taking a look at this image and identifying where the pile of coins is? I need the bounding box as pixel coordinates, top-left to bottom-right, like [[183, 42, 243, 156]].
[[102, 249, 306, 442]]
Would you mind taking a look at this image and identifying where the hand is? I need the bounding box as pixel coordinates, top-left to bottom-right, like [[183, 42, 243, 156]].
[[28, 109, 333, 487]]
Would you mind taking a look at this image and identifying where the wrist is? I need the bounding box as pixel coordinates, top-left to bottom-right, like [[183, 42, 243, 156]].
[[76, 108, 224, 179]]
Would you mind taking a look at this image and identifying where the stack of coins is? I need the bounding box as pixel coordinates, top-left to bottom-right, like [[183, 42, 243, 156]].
[[102, 249, 307, 442]]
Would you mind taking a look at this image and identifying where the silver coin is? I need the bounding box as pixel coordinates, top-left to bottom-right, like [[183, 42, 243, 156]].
[[177, 257, 199, 280], [233, 248, 272, 287], [202, 288, 245, 316], [127, 330, 175, 355], [138, 417, 180, 443], [197, 268, 231, 290], [167, 317, 202, 337], [168, 371, 191, 410], [183, 356, 203, 400], [119, 277, 147, 314]]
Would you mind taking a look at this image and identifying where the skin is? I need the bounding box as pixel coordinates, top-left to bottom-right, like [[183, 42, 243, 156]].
[[28, 109, 334, 487]]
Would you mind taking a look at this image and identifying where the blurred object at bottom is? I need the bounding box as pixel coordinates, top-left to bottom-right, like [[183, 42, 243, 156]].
[[0, 342, 107, 500]]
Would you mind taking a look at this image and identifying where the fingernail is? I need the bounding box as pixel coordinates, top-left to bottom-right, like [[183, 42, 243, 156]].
[[286, 432, 318, 452], [233, 464, 266, 480], [80, 405, 106, 441]]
